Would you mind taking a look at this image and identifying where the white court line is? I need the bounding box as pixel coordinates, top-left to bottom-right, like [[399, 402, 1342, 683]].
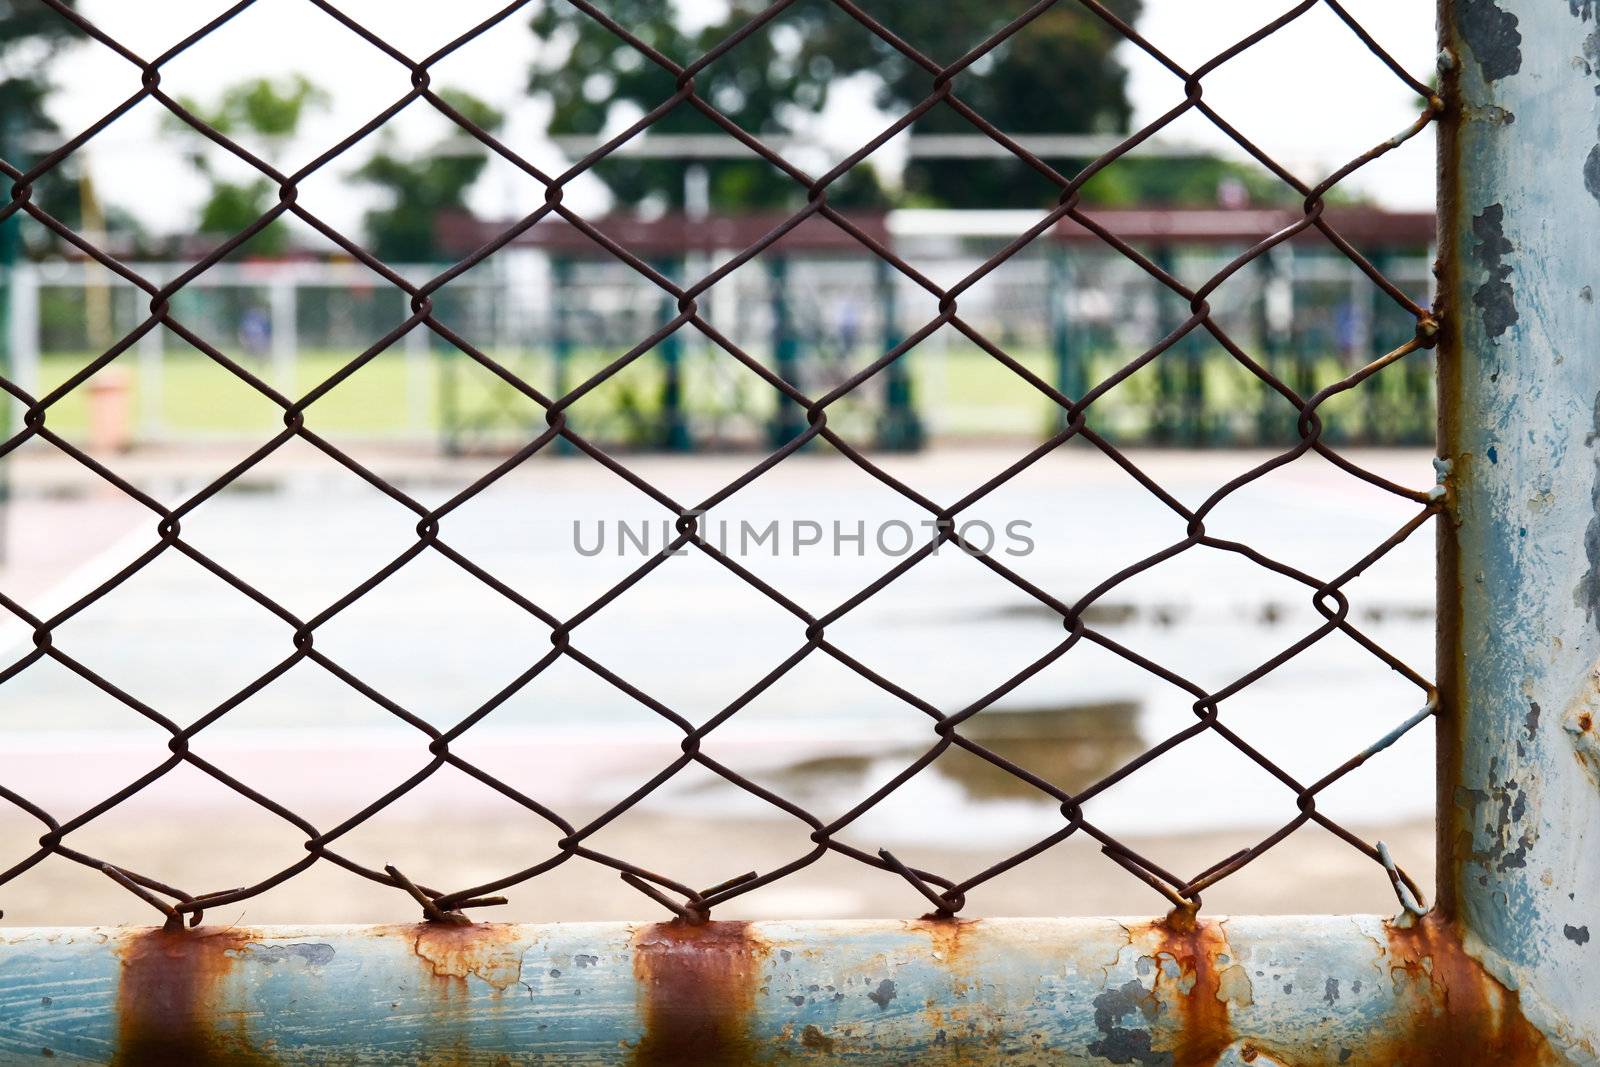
[[0, 519, 156, 664]]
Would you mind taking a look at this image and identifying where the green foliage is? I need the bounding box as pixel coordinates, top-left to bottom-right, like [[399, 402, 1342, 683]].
[[526, 0, 890, 211], [526, 0, 1160, 211], [1, 1, 83, 244], [173, 75, 330, 144], [196, 178, 279, 242], [164, 75, 328, 254], [796, 0, 1143, 208], [1079, 156, 1300, 209], [352, 89, 505, 262], [0, 2, 77, 144], [524, 0, 1318, 211]]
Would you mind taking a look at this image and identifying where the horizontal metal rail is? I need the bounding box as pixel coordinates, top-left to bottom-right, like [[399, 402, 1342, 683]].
[[0, 915, 1565, 1065]]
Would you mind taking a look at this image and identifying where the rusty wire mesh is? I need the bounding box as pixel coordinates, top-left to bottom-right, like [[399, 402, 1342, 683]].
[[0, 0, 1442, 929]]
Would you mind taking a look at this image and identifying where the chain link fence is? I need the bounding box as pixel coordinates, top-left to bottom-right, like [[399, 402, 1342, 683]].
[[1, 0, 1440, 929]]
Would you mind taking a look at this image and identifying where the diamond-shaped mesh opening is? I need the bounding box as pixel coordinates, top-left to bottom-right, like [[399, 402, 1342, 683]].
[[0, 0, 1441, 925]]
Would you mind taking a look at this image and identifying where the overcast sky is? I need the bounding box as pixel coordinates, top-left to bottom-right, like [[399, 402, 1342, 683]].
[[45, 0, 1436, 238]]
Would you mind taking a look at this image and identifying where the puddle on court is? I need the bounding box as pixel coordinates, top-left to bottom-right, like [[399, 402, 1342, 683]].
[[693, 701, 1146, 806]]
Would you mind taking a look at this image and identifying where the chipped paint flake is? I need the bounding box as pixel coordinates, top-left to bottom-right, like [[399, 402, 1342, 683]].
[[1460, 0, 1523, 81], [1470, 204, 1519, 338]]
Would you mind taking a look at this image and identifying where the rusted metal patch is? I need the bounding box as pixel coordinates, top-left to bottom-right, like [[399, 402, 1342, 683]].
[[1564, 662, 1600, 789], [1382, 914, 1558, 1064], [111, 928, 270, 1067], [628, 920, 766, 1066], [908, 914, 978, 967], [412, 921, 528, 992], [1134, 909, 1238, 1067]]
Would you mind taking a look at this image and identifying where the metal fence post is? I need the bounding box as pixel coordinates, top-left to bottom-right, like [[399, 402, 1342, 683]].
[[135, 263, 166, 442], [550, 254, 575, 454], [4, 262, 38, 401], [1255, 245, 1291, 443], [767, 253, 804, 447], [1152, 241, 1180, 443], [1049, 242, 1083, 434], [654, 254, 690, 451], [1438, 0, 1600, 1059], [269, 270, 296, 392], [874, 254, 922, 451]]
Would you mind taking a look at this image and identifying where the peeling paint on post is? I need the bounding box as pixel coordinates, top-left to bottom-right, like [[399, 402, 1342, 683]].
[[1439, 0, 1600, 1061]]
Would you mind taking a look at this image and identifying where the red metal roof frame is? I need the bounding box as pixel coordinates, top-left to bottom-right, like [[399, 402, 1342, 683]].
[[435, 211, 891, 258]]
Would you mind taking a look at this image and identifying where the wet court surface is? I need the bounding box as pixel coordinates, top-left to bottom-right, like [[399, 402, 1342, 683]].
[[0, 446, 1437, 920]]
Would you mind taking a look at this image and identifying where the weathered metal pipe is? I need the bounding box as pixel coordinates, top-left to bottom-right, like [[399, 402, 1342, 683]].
[[0, 914, 1567, 1065], [1436, 0, 1600, 1062]]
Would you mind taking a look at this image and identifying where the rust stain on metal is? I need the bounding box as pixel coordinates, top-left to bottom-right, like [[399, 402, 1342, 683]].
[[1143, 908, 1236, 1067], [111, 928, 271, 1067], [412, 921, 528, 991], [1561, 666, 1600, 787], [629, 920, 766, 1066], [909, 915, 977, 972], [909, 916, 984, 1049], [1433, 6, 1470, 929], [799, 1023, 834, 1053], [408, 922, 530, 1065], [1380, 912, 1559, 1064]]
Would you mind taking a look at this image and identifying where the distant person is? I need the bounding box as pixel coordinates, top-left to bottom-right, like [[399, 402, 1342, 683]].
[[1334, 301, 1361, 364], [835, 296, 861, 359], [239, 305, 271, 362], [1217, 175, 1249, 210]]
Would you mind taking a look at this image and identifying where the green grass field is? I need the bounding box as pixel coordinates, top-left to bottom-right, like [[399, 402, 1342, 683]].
[[25, 339, 1433, 448]]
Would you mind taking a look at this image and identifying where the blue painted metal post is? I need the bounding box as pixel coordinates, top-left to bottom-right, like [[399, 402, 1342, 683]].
[[1253, 246, 1289, 444], [1049, 242, 1084, 434], [1364, 246, 1397, 443], [653, 255, 691, 452], [1152, 244, 1203, 444], [434, 307, 462, 456], [0, 114, 28, 566], [549, 254, 574, 454], [1437, 0, 1600, 1059], [766, 254, 804, 448], [874, 255, 922, 451]]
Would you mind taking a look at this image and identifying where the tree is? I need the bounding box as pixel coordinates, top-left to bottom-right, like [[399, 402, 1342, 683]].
[[351, 90, 505, 263], [526, 1, 1313, 212], [1, 1, 89, 242], [526, 0, 1159, 212], [526, 0, 889, 213], [794, 0, 1143, 208], [166, 75, 329, 255]]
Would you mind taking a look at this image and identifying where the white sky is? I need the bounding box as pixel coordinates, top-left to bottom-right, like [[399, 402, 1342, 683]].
[[45, 0, 1437, 238]]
